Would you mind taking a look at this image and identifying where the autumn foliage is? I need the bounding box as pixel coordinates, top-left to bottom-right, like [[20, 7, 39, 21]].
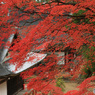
[[0, 0, 95, 94]]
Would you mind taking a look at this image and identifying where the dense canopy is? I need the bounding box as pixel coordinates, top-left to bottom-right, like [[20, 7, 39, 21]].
[[0, 0, 95, 94]]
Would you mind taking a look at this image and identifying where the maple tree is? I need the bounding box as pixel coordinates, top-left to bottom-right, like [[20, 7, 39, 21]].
[[0, 0, 95, 94]]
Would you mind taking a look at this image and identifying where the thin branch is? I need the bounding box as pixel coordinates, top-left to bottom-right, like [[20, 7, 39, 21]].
[[59, 1, 76, 5], [14, 5, 95, 19]]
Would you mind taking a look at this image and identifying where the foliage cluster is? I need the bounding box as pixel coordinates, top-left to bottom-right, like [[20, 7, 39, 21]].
[[81, 46, 95, 78], [0, 0, 95, 94]]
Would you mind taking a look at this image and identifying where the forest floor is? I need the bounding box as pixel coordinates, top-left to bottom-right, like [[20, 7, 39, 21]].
[[63, 81, 79, 93]]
